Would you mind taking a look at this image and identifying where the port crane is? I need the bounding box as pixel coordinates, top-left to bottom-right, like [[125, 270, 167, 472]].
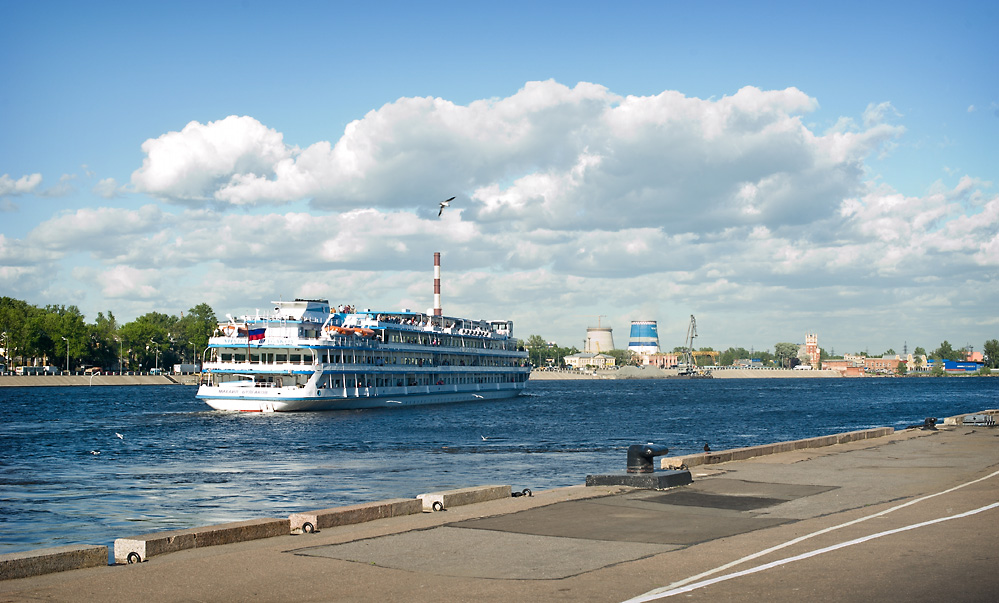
[[677, 315, 711, 376]]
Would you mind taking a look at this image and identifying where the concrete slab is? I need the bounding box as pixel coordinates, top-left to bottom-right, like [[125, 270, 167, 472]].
[[113, 517, 288, 563], [0, 545, 108, 580], [449, 493, 794, 545], [417, 484, 511, 511], [585, 469, 693, 489], [289, 498, 422, 533], [298, 526, 679, 579]]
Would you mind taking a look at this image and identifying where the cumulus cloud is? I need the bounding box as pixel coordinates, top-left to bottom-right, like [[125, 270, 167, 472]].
[[132, 115, 293, 205], [8, 81, 995, 352], [0, 173, 43, 196], [92, 177, 124, 199], [130, 81, 903, 238], [96, 265, 162, 299], [27, 205, 166, 259]]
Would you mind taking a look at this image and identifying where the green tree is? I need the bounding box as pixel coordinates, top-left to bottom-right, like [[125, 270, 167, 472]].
[[774, 342, 799, 368], [175, 303, 219, 364], [120, 312, 176, 371], [933, 341, 956, 361], [605, 349, 636, 366], [983, 339, 999, 369], [914, 346, 927, 357], [523, 334, 548, 367]]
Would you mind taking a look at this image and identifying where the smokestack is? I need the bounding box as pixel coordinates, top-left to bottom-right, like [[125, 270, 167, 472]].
[[433, 252, 442, 316]]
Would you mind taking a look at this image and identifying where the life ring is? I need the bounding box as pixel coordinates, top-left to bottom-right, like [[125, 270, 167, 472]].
[[222, 324, 236, 336]]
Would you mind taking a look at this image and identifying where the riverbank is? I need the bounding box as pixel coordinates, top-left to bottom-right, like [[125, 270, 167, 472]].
[[3, 411, 997, 601], [0, 374, 198, 387], [529, 366, 843, 380]]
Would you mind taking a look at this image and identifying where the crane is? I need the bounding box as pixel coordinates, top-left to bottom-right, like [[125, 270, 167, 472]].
[[678, 315, 697, 374]]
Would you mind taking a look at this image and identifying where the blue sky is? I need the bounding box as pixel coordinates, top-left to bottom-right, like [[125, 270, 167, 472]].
[[2, 1, 997, 356]]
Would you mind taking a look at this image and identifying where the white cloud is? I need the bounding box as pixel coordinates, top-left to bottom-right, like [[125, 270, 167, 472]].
[[132, 115, 293, 204], [0, 173, 43, 196], [95, 265, 162, 299], [92, 177, 124, 199], [4, 81, 994, 354]]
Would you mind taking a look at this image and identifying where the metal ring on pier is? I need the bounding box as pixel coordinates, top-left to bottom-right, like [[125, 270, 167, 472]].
[[432, 501, 445, 512], [126, 552, 141, 564], [302, 522, 316, 533]]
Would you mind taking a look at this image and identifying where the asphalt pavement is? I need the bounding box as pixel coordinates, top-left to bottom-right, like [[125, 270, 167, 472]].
[[2, 420, 997, 602]]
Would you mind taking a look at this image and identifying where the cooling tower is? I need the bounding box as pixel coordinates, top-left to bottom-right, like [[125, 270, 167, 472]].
[[585, 327, 614, 353], [628, 320, 661, 355]]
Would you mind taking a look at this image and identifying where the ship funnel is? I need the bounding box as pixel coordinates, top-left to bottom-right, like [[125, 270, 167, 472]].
[[433, 252, 442, 317]]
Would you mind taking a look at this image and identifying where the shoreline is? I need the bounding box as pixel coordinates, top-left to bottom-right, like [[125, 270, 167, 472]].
[[529, 366, 844, 379], [0, 374, 199, 387]]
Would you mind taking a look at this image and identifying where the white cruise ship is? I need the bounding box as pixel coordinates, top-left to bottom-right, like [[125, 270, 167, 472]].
[[196, 256, 530, 412]]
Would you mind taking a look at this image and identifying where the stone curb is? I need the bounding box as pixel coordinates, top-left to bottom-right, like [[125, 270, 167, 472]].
[[943, 408, 999, 426], [418, 485, 512, 511], [661, 427, 895, 469], [289, 498, 423, 533], [0, 545, 108, 581], [113, 517, 289, 564]]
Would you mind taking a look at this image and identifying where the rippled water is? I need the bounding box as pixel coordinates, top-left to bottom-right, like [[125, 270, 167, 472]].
[[1, 377, 995, 557]]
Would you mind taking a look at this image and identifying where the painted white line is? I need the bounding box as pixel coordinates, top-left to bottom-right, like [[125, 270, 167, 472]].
[[623, 501, 999, 602], [624, 467, 999, 603]]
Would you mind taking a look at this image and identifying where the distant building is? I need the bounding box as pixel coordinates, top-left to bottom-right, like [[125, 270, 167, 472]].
[[564, 352, 616, 369], [639, 352, 680, 368]]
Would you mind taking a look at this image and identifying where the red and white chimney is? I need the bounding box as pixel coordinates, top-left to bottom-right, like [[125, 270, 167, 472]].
[[433, 252, 442, 317]]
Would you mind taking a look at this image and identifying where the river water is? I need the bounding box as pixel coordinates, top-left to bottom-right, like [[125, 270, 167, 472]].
[[1, 377, 995, 558]]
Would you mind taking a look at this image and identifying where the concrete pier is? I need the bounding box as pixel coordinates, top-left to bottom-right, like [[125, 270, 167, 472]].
[[113, 517, 289, 564], [417, 484, 512, 511], [289, 498, 422, 533], [2, 414, 998, 601], [0, 545, 107, 580]]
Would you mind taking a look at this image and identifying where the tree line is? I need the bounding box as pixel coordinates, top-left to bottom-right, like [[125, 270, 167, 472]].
[[0, 296, 218, 372]]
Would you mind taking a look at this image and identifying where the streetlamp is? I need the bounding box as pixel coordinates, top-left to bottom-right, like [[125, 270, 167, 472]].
[[149, 339, 159, 372], [61, 336, 69, 373]]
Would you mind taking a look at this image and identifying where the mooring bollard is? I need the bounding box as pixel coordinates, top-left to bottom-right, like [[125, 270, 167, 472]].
[[626, 443, 669, 473]]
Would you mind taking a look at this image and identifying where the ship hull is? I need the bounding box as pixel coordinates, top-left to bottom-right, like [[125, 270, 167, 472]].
[[197, 383, 525, 412]]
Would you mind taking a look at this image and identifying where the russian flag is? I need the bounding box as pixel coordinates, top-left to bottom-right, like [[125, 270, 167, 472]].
[[247, 328, 266, 341]]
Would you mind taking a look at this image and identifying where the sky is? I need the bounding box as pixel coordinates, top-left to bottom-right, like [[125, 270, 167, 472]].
[[1, 0, 997, 357]]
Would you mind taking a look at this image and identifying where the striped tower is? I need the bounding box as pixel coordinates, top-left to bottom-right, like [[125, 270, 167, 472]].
[[433, 252, 442, 317], [628, 321, 661, 355]]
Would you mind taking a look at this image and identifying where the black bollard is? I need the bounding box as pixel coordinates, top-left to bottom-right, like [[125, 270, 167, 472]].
[[626, 443, 669, 473]]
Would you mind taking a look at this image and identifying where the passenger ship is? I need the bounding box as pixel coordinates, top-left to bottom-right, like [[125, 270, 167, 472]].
[[196, 256, 530, 412]]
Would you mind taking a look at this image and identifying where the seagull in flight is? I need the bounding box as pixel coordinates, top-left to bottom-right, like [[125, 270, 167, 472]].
[[438, 196, 455, 217], [115, 432, 124, 440]]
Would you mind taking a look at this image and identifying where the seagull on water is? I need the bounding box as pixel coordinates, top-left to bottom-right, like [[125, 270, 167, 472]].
[[472, 394, 484, 399], [90, 450, 101, 455], [438, 196, 455, 217]]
